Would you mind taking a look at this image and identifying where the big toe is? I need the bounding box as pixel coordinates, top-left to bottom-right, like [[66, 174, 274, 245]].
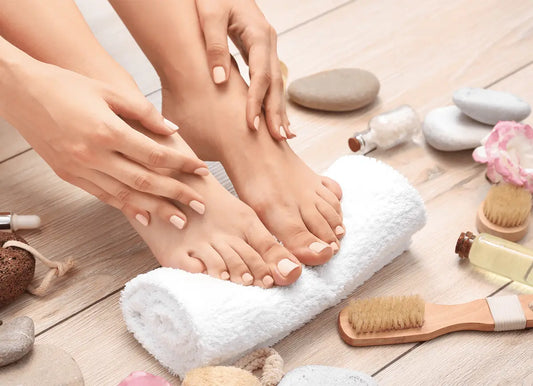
[[278, 221, 334, 266]]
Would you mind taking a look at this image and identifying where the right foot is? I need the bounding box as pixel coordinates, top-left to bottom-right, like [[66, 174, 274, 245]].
[[127, 132, 302, 288]]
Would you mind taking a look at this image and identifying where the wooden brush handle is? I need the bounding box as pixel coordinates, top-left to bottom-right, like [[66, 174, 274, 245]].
[[338, 295, 533, 347]]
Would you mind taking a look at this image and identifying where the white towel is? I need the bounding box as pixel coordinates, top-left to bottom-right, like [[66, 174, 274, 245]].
[[121, 155, 426, 377]]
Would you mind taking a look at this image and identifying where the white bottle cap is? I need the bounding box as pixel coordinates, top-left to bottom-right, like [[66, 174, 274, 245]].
[[12, 214, 42, 230]]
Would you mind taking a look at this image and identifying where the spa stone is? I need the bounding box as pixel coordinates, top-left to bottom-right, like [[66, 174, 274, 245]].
[[0, 316, 35, 367], [0, 233, 35, 307], [279, 365, 377, 386], [423, 106, 492, 151], [288, 68, 379, 112], [0, 344, 84, 385], [453, 87, 531, 125]]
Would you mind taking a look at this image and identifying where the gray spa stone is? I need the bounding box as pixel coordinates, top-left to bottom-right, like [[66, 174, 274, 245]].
[[453, 87, 531, 125], [288, 68, 380, 112], [279, 365, 377, 386], [423, 106, 492, 151], [0, 316, 35, 367], [0, 344, 84, 385]]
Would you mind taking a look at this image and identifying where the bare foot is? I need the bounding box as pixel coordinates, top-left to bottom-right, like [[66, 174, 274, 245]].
[[127, 130, 302, 287], [162, 68, 344, 266]]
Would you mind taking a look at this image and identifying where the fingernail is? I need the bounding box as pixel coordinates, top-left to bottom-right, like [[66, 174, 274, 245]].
[[163, 118, 179, 132], [194, 167, 210, 176], [189, 200, 205, 215], [170, 215, 185, 230], [135, 214, 149, 227], [335, 226, 345, 236], [213, 66, 226, 84], [242, 273, 254, 285], [279, 126, 287, 139], [262, 275, 274, 287], [253, 116, 260, 131], [277, 259, 299, 277], [309, 241, 329, 253], [330, 242, 339, 253], [220, 271, 230, 280]]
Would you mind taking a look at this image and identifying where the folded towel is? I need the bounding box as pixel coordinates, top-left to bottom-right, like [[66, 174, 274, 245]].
[[121, 156, 426, 377]]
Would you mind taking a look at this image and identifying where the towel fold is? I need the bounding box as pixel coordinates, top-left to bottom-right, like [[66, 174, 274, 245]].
[[121, 155, 426, 377]]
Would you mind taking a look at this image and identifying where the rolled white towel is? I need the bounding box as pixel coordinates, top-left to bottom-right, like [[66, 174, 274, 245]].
[[121, 155, 426, 377]]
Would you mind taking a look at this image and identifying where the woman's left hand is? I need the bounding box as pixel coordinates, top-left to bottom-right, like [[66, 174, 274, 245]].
[[195, 0, 295, 140]]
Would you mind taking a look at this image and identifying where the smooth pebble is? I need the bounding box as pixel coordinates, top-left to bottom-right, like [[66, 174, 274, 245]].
[[0, 344, 84, 386], [279, 365, 376, 386], [0, 316, 35, 367], [423, 106, 492, 151], [288, 68, 379, 112], [453, 87, 531, 125]]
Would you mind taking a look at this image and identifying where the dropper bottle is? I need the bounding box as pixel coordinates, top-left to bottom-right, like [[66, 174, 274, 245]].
[[455, 231, 533, 286]]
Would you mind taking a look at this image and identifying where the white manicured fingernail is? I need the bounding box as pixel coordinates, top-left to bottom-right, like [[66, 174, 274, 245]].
[[194, 167, 210, 176], [135, 214, 149, 226], [163, 118, 179, 132], [279, 126, 287, 139], [335, 226, 345, 235], [277, 259, 299, 277], [213, 66, 226, 84], [170, 215, 185, 230], [309, 241, 329, 253], [253, 116, 260, 130], [189, 200, 205, 215]]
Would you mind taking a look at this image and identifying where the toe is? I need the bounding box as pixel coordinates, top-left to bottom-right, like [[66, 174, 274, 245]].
[[212, 241, 253, 285], [189, 246, 229, 280], [245, 224, 302, 286], [229, 237, 273, 288], [321, 176, 343, 200], [317, 185, 343, 217], [316, 200, 345, 240], [301, 204, 339, 249], [159, 250, 206, 273]]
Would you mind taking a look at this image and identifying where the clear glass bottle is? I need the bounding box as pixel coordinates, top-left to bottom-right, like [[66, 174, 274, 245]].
[[455, 231, 533, 286]]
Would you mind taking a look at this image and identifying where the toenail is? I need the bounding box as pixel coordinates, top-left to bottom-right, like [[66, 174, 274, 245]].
[[335, 226, 345, 235], [163, 118, 179, 132], [262, 275, 274, 287], [242, 273, 254, 284], [194, 167, 210, 176], [253, 116, 260, 130], [279, 126, 287, 139], [330, 242, 339, 253], [309, 241, 329, 253], [220, 271, 230, 280], [189, 200, 205, 215], [135, 213, 149, 227], [277, 259, 300, 277], [169, 215, 185, 230]]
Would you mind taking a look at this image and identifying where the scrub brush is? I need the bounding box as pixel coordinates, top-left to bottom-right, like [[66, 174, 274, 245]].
[[338, 294, 533, 346], [476, 183, 532, 242]]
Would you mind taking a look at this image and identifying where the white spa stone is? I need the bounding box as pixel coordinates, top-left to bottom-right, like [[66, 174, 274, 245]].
[[453, 87, 531, 125], [0, 316, 34, 367], [278, 365, 377, 386], [423, 106, 492, 151]]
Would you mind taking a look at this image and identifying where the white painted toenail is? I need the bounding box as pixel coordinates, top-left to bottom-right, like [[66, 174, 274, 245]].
[[135, 214, 149, 227], [253, 116, 260, 130], [277, 259, 299, 277], [213, 66, 226, 84], [335, 226, 345, 235], [309, 241, 329, 253], [330, 242, 339, 253], [262, 275, 274, 287], [279, 126, 287, 139], [163, 118, 179, 132], [220, 271, 230, 280], [189, 200, 205, 215], [169, 215, 185, 230], [194, 167, 210, 176], [242, 273, 253, 284]]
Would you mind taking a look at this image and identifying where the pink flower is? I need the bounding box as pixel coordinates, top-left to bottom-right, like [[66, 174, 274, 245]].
[[473, 121, 533, 193]]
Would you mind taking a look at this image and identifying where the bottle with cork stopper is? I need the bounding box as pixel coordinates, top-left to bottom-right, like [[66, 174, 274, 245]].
[[456, 231, 533, 286]]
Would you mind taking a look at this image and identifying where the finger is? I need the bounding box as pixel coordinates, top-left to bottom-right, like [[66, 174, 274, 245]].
[[103, 85, 174, 135], [71, 176, 151, 226], [99, 153, 206, 215], [197, 3, 231, 84], [108, 114, 208, 175], [246, 39, 272, 132], [86, 171, 190, 230]]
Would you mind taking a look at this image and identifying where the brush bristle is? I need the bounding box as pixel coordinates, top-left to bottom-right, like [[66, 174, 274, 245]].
[[347, 295, 425, 333], [483, 183, 532, 227]]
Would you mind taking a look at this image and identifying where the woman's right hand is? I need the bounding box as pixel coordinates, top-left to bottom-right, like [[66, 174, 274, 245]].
[[0, 58, 209, 229]]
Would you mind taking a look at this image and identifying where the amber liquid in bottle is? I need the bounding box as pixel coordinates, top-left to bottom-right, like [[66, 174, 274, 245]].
[[456, 232, 533, 286]]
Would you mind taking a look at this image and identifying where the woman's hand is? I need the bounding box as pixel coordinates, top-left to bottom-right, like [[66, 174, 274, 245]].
[[0, 59, 209, 229], [195, 0, 295, 140]]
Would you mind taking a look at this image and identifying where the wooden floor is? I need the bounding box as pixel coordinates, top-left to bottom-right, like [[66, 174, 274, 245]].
[[1, 0, 533, 384]]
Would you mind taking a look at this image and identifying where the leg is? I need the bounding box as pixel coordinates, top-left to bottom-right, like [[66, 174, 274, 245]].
[[110, 0, 345, 265], [0, 0, 301, 286]]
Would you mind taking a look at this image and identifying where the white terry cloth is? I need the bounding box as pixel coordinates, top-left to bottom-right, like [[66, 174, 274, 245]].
[[120, 155, 426, 377]]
